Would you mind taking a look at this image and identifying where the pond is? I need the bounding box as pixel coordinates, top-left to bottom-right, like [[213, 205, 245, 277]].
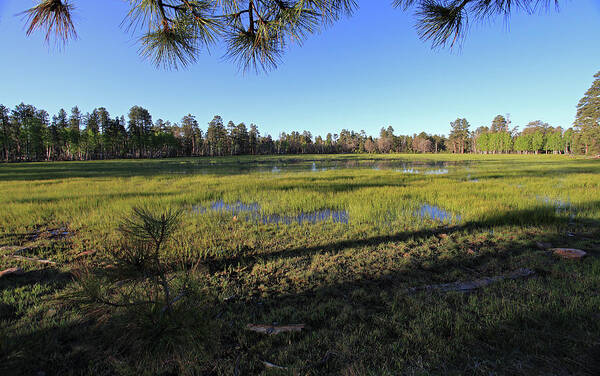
[[170, 158, 469, 175]]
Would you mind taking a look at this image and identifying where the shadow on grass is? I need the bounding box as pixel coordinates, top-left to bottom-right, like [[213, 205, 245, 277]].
[[205, 201, 600, 273], [2, 202, 600, 375], [5, 229, 595, 375], [0, 268, 72, 290]]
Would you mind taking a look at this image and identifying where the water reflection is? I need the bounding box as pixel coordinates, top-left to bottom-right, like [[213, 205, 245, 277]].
[[536, 195, 574, 217], [170, 159, 467, 175], [193, 200, 462, 226], [416, 204, 462, 224], [424, 169, 449, 175], [192, 200, 349, 225], [466, 174, 479, 182]]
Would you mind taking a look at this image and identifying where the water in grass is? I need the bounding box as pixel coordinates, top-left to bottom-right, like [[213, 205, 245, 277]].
[[192, 200, 349, 225], [193, 200, 461, 226], [416, 204, 462, 225], [172, 159, 467, 175]]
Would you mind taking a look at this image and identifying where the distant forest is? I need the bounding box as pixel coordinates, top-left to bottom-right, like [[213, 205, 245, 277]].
[[0, 103, 597, 162]]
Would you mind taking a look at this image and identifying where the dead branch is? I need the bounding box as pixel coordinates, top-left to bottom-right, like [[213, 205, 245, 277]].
[[247, 323, 305, 335], [407, 268, 535, 293]]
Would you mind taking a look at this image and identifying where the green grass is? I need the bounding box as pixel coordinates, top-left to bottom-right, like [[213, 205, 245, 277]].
[[1, 154, 599, 375]]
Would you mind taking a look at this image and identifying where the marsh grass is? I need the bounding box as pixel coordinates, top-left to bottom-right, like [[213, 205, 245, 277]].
[[1, 154, 599, 375]]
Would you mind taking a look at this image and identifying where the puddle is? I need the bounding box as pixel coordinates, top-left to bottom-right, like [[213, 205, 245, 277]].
[[536, 196, 575, 218], [209, 201, 260, 213], [395, 168, 449, 175], [192, 200, 348, 225], [466, 174, 479, 182], [416, 204, 462, 224], [398, 168, 420, 174], [424, 169, 449, 175], [260, 209, 349, 225], [193, 200, 462, 226]]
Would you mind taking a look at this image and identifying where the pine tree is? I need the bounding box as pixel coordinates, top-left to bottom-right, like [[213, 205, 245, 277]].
[[249, 124, 260, 155], [0, 105, 11, 161], [128, 106, 152, 158], [449, 118, 470, 154], [236, 123, 250, 155], [206, 116, 227, 156], [180, 114, 199, 156], [574, 71, 600, 155], [19, 1, 566, 72], [68, 106, 82, 159], [490, 115, 508, 133]]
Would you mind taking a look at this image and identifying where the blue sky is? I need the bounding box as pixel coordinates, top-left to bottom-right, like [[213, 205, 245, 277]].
[[1, 1, 599, 138]]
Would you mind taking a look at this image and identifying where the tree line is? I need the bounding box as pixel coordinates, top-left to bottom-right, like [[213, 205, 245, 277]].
[[1, 71, 598, 161], [445, 71, 600, 155], [0, 103, 595, 162], [0, 102, 447, 161]]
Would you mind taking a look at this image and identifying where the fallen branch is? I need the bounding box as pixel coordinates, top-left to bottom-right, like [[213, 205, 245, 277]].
[[0, 267, 24, 278], [0, 246, 30, 254], [76, 250, 96, 258], [4, 254, 57, 265], [263, 361, 287, 370], [407, 268, 535, 294], [247, 323, 305, 335]]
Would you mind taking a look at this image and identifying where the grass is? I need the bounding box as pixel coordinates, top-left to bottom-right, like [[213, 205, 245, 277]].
[[1, 154, 599, 375]]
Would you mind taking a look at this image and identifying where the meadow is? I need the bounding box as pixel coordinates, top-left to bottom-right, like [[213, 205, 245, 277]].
[[1, 154, 599, 375]]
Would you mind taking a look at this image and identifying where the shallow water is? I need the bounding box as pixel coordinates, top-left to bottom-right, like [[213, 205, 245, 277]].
[[536, 195, 575, 217], [192, 200, 349, 225], [171, 159, 468, 175], [193, 200, 460, 226], [416, 204, 462, 225]]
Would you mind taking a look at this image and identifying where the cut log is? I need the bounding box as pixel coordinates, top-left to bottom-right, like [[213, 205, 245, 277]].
[[551, 248, 587, 259], [408, 268, 535, 293], [247, 323, 305, 335]]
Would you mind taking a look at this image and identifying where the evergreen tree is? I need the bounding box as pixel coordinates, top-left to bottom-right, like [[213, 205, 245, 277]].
[[68, 106, 82, 159], [128, 106, 152, 158], [0, 105, 12, 161], [19, 1, 565, 72], [235, 123, 250, 155], [249, 124, 260, 155], [180, 114, 199, 156], [448, 118, 470, 153], [490, 115, 509, 133], [82, 110, 101, 159], [11, 104, 38, 160], [205, 116, 227, 156], [574, 71, 600, 154]]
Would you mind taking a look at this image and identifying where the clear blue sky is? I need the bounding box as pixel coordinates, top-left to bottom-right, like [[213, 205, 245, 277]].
[[1, 1, 599, 138]]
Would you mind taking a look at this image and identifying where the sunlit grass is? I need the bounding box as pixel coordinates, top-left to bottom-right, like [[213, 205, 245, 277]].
[[1, 154, 599, 375]]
